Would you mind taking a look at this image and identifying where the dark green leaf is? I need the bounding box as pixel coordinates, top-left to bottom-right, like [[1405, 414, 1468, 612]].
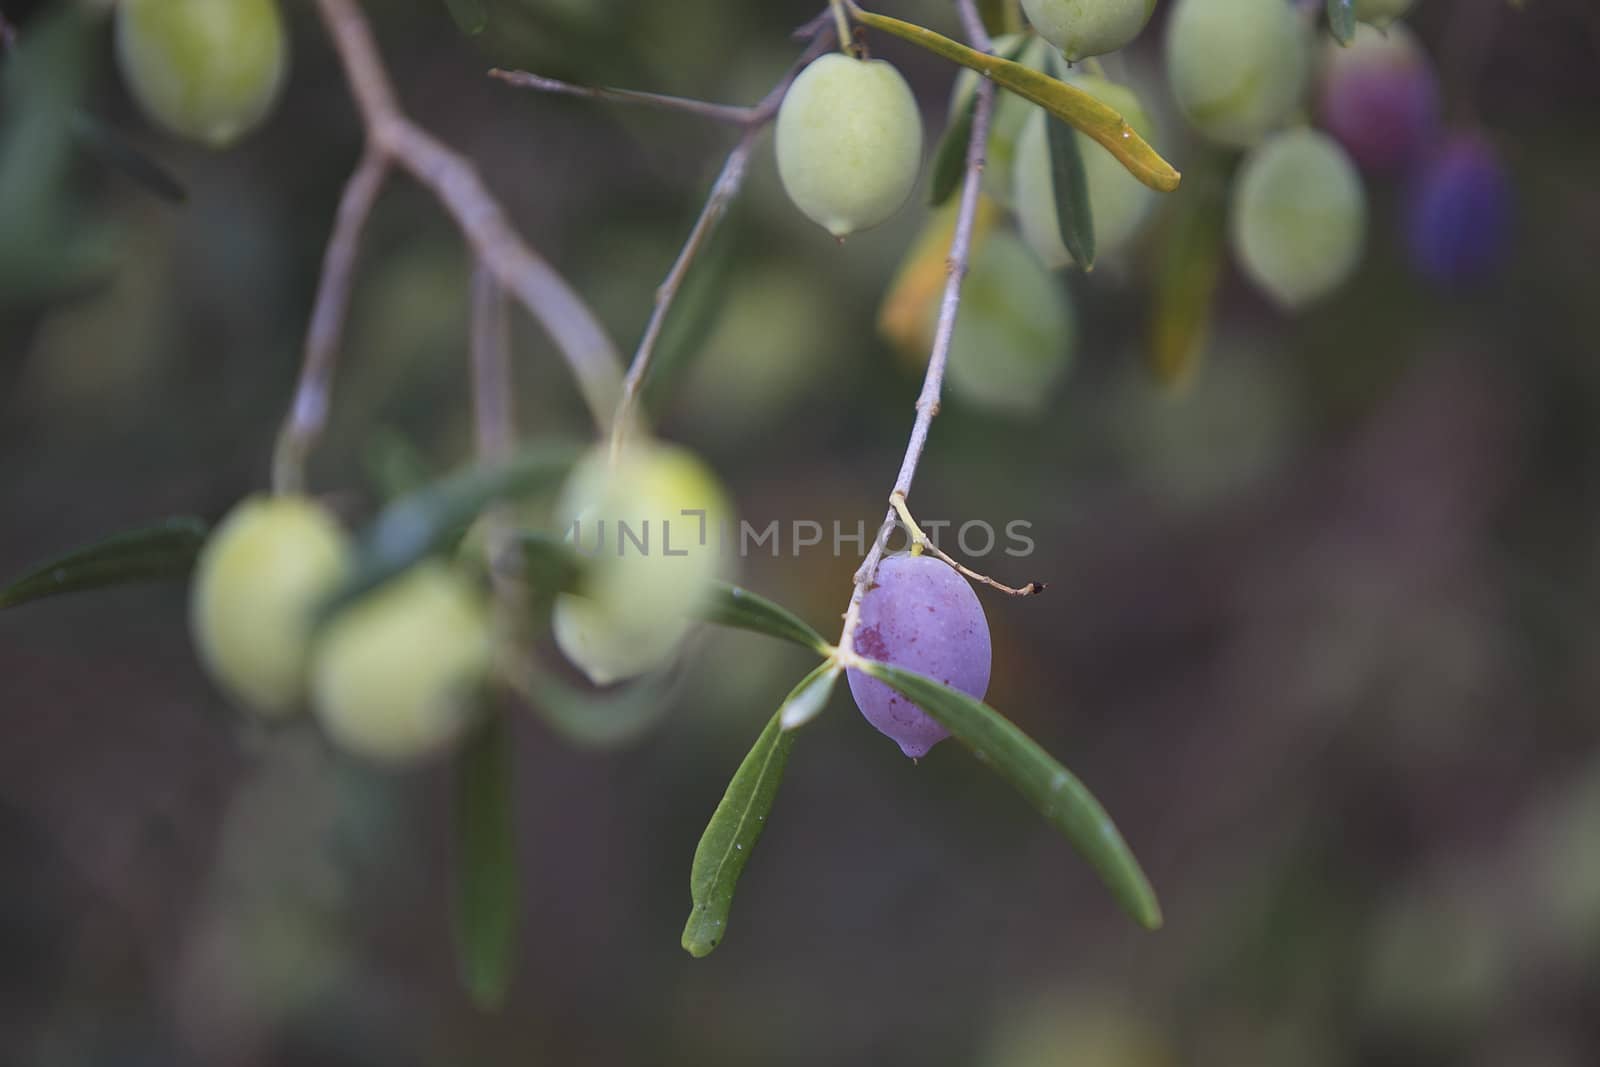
[[1045, 103, 1096, 270], [928, 35, 1033, 207], [641, 201, 740, 410], [70, 113, 186, 203], [443, 0, 488, 36], [858, 659, 1163, 931], [515, 531, 583, 607], [701, 581, 831, 655], [0, 517, 209, 609], [683, 668, 822, 957], [452, 711, 518, 1010], [324, 442, 580, 616], [509, 655, 675, 749], [1326, 0, 1356, 44]]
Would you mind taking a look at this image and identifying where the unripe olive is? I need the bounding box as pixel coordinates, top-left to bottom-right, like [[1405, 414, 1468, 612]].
[[1230, 128, 1367, 309], [1353, 0, 1415, 28], [116, 0, 289, 148], [1013, 76, 1156, 268], [190, 495, 351, 716], [776, 53, 923, 238], [1021, 0, 1158, 63], [553, 442, 733, 685], [949, 35, 1048, 207], [1316, 22, 1439, 175], [311, 564, 492, 764], [1165, 0, 1310, 148], [943, 232, 1076, 415]]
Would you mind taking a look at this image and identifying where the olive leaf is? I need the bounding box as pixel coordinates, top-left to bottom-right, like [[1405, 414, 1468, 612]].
[[443, 0, 489, 36], [857, 659, 1163, 931], [70, 113, 187, 203], [324, 442, 580, 616], [779, 661, 841, 731], [928, 35, 1035, 207], [847, 3, 1181, 192], [682, 666, 830, 957], [701, 581, 832, 656], [507, 654, 677, 749], [452, 710, 518, 1010], [1147, 148, 1232, 387], [1326, 0, 1357, 45], [0, 517, 209, 610], [1044, 93, 1096, 270]]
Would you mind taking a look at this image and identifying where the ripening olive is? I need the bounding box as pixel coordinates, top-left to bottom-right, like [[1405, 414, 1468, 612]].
[[1013, 75, 1156, 268], [1165, 0, 1310, 147], [1230, 128, 1367, 309], [776, 53, 923, 237], [1021, 0, 1159, 63], [1317, 22, 1439, 175], [311, 564, 492, 764], [190, 495, 351, 716], [116, 0, 289, 148], [1405, 133, 1512, 289], [552, 442, 733, 686], [1354, 0, 1415, 28], [943, 231, 1076, 415]]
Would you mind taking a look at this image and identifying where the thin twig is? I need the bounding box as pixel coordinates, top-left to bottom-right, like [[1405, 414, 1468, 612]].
[[488, 69, 759, 126], [607, 30, 834, 457], [272, 147, 389, 494], [302, 0, 622, 471], [836, 0, 996, 659]]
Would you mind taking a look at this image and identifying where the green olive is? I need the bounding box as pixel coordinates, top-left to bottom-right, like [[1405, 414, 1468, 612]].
[[311, 564, 492, 764], [776, 53, 923, 237], [190, 495, 350, 716], [1021, 0, 1159, 62], [116, 0, 289, 148], [1165, 0, 1310, 148]]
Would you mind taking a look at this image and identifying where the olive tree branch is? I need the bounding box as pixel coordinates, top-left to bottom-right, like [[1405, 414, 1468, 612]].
[[836, 0, 996, 660], [273, 0, 624, 494], [487, 69, 760, 126]]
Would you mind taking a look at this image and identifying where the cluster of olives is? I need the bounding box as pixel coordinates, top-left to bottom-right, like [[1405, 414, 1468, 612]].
[[115, 0, 290, 148]]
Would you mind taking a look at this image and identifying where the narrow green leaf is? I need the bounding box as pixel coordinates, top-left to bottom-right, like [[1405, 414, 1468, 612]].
[[1045, 103, 1096, 270], [1326, 0, 1356, 44], [858, 660, 1163, 930], [324, 442, 580, 616], [0, 517, 209, 609], [928, 35, 1034, 207], [682, 696, 801, 957], [70, 113, 186, 202], [779, 661, 841, 731], [363, 427, 431, 501], [1147, 149, 1231, 387], [452, 711, 518, 1010], [848, 4, 1181, 192], [443, 0, 488, 36], [509, 656, 675, 749], [642, 199, 741, 410], [701, 582, 832, 655]]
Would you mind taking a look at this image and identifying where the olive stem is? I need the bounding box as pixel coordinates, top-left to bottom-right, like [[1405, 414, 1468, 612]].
[[606, 27, 837, 461], [828, 0, 854, 54], [837, 0, 997, 656], [891, 493, 1046, 597], [303, 0, 623, 463], [486, 70, 761, 126], [272, 146, 389, 495]]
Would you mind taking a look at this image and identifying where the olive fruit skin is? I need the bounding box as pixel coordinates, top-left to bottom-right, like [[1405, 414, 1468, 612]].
[[1317, 23, 1439, 175], [944, 231, 1076, 416], [1013, 76, 1156, 268], [1405, 133, 1512, 289], [553, 443, 732, 686], [116, 0, 289, 148], [1353, 0, 1415, 28], [776, 53, 923, 238], [190, 495, 351, 716], [846, 554, 992, 759], [311, 564, 492, 764], [1165, 0, 1310, 148], [1230, 129, 1366, 310], [1022, 0, 1158, 63]]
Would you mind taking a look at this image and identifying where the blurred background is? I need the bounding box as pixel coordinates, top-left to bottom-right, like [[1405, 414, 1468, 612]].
[[4, 0, 1600, 1064]]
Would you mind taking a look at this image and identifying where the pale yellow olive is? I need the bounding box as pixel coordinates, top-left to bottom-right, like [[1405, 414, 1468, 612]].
[[776, 53, 923, 237], [311, 564, 492, 764], [943, 231, 1076, 415], [553, 442, 732, 685], [1013, 75, 1156, 268], [116, 0, 289, 148], [190, 495, 350, 716], [1165, 0, 1311, 147], [1022, 0, 1159, 62], [1230, 128, 1367, 309]]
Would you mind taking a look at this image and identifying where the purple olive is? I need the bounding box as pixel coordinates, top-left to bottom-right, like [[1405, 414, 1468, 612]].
[[1405, 132, 1513, 289], [1317, 23, 1440, 175], [846, 554, 992, 759]]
